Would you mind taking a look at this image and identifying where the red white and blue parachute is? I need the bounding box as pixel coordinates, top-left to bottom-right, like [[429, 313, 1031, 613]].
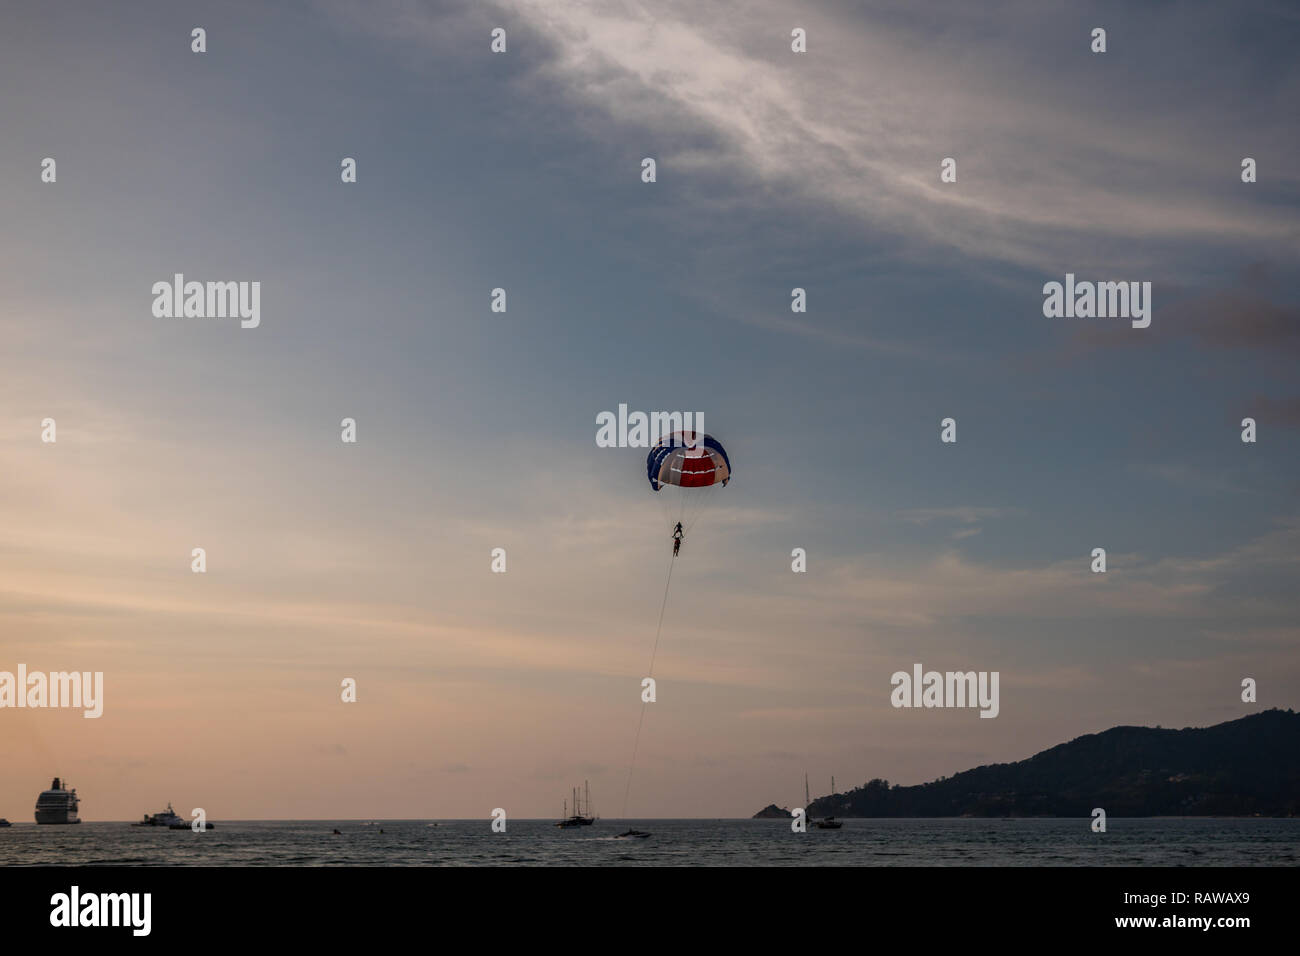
[[646, 430, 730, 534], [646, 431, 731, 491]]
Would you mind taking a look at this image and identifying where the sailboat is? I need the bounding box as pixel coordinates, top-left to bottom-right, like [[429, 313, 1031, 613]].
[[815, 774, 843, 829], [805, 772, 843, 829], [554, 780, 597, 828]]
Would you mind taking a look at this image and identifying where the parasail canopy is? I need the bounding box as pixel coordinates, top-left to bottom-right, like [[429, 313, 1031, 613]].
[[646, 431, 731, 491]]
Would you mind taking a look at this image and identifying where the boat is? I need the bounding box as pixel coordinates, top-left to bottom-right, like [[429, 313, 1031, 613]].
[[134, 802, 184, 827], [554, 780, 596, 828], [135, 802, 214, 829], [615, 828, 651, 839], [805, 773, 844, 829], [168, 819, 215, 830], [0, 819, 11, 827], [35, 778, 80, 824], [818, 774, 843, 828]]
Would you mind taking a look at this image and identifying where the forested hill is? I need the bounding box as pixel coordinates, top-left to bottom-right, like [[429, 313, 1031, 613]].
[[762, 710, 1300, 818]]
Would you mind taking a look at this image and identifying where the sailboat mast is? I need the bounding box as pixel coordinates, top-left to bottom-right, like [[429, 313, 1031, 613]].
[[804, 773, 810, 807]]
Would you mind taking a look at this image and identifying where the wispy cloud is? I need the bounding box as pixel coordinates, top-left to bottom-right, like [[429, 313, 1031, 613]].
[[433, 0, 1300, 276]]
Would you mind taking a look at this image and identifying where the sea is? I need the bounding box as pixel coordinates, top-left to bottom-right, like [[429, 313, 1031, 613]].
[[1, 817, 1296, 866]]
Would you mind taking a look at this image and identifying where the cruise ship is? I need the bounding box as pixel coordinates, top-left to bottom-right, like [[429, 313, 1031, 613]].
[[34, 778, 81, 824]]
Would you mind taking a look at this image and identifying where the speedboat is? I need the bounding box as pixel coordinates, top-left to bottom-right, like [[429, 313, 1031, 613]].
[[615, 828, 651, 839], [815, 816, 843, 829], [0, 819, 11, 827]]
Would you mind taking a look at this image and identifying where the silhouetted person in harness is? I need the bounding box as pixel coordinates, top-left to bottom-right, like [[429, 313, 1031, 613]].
[[672, 522, 684, 557]]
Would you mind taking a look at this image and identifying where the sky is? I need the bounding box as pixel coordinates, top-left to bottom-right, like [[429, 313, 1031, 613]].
[[1, 0, 1298, 820]]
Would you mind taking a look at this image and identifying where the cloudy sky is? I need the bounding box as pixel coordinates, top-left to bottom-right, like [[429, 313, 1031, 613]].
[[1, 0, 1297, 820]]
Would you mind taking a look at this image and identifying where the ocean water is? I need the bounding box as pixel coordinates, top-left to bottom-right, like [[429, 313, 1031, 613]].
[[1, 817, 1296, 866]]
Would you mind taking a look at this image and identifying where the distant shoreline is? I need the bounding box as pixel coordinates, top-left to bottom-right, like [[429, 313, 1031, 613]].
[[764, 711, 1300, 820]]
